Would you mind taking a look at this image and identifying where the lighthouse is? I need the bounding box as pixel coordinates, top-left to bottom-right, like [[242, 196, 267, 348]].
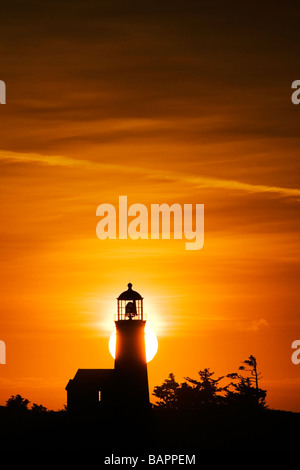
[[115, 283, 149, 406], [66, 283, 150, 412]]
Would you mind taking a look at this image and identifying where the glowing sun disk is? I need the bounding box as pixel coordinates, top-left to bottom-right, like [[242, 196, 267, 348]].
[[109, 326, 158, 363]]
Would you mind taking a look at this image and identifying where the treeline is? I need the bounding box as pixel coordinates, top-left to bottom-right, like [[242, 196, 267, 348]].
[[152, 355, 267, 412], [3, 355, 266, 415], [3, 394, 54, 413]]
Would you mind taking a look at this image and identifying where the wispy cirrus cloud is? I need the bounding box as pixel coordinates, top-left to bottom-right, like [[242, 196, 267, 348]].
[[180, 174, 300, 199], [2, 149, 300, 200], [0, 150, 87, 167]]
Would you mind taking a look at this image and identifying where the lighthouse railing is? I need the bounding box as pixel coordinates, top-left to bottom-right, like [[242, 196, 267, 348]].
[[114, 312, 147, 322]]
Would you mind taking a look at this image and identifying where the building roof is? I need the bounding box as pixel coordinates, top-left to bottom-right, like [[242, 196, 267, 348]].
[[66, 369, 115, 390]]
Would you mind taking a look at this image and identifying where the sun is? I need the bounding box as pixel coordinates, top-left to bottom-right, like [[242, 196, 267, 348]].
[[109, 326, 158, 363]]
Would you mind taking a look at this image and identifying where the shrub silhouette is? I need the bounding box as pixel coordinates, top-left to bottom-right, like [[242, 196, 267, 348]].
[[6, 394, 30, 411], [31, 403, 47, 413]]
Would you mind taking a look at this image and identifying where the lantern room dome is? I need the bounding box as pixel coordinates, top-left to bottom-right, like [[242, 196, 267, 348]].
[[117, 283, 143, 301]]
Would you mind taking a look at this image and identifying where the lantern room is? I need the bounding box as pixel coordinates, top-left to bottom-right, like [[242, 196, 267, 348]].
[[116, 283, 144, 320]]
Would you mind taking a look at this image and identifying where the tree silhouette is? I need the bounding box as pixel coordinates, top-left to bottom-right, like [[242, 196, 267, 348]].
[[239, 355, 262, 391], [225, 355, 267, 410], [153, 368, 226, 410], [6, 394, 30, 411], [238, 355, 266, 408], [184, 368, 225, 407], [176, 381, 195, 410], [152, 373, 179, 409], [153, 356, 267, 412]]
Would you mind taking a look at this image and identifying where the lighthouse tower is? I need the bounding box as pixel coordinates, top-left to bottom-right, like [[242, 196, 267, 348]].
[[66, 283, 150, 412], [115, 283, 149, 407]]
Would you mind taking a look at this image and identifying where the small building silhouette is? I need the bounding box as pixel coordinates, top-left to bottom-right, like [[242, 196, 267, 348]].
[[66, 283, 149, 412]]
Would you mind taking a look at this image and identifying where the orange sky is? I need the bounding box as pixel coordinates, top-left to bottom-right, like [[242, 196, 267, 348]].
[[1, 1, 300, 411]]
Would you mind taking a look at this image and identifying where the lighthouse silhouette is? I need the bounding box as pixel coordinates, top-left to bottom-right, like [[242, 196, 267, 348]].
[[66, 283, 150, 412], [115, 283, 149, 406]]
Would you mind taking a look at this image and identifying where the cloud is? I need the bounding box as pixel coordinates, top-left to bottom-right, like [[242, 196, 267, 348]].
[[237, 318, 270, 332], [181, 175, 300, 199], [145, 169, 300, 200], [2, 149, 300, 200], [0, 150, 87, 167]]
